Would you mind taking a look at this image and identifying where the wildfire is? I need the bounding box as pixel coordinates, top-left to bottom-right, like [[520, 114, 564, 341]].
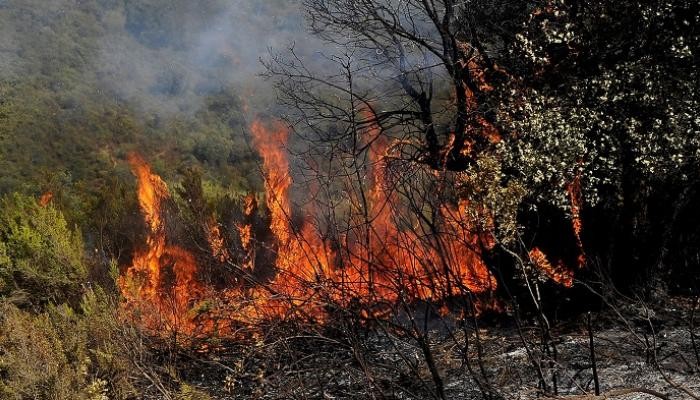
[[523, 172, 586, 288], [250, 121, 294, 245], [38, 191, 53, 207], [207, 222, 230, 263], [339, 114, 497, 302], [528, 247, 574, 288], [250, 119, 335, 316], [456, 48, 584, 285], [119, 116, 583, 336], [119, 153, 202, 333], [567, 172, 586, 269], [236, 193, 256, 271]]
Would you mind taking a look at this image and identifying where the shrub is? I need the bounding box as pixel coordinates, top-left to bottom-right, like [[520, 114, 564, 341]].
[[0, 193, 87, 307], [0, 289, 136, 399]]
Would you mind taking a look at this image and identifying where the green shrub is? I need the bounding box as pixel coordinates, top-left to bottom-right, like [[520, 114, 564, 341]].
[[0, 290, 136, 399], [176, 384, 213, 400], [0, 193, 87, 307]]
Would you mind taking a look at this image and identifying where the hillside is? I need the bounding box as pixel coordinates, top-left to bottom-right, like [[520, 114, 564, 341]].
[[0, 0, 307, 222], [0, 1, 698, 399]]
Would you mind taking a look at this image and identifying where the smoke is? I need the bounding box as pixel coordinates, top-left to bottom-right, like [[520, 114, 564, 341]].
[[0, 0, 420, 119], [93, 0, 323, 117], [0, 13, 18, 78], [0, 0, 328, 116]]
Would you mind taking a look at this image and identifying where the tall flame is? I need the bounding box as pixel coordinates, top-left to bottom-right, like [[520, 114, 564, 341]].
[[250, 120, 293, 244], [249, 116, 495, 315], [119, 153, 201, 333], [120, 115, 585, 336], [237, 193, 257, 271], [123, 153, 169, 296], [339, 115, 497, 303], [567, 172, 586, 269], [250, 120, 335, 315]]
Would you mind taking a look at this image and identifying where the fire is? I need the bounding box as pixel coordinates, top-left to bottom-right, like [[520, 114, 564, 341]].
[[455, 44, 502, 145], [454, 47, 585, 285], [207, 222, 230, 263], [119, 153, 202, 333], [567, 172, 586, 269], [528, 247, 574, 288], [236, 193, 257, 271], [338, 115, 497, 303], [120, 116, 583, 336], [524, 172, 586, 288], [250, 120, 335, 315], [123, 153, 168, 295], [246, 117, 495, 317], [112, 26, 588, 333], [250, 120, 293, 245], [38, 191, 53, 207]]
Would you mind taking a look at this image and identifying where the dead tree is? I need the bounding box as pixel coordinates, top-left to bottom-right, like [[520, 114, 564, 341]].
[[266, 0, 524, 172]]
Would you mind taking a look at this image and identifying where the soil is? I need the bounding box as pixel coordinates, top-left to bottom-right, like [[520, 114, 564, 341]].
[[169, 297, 700, 399]]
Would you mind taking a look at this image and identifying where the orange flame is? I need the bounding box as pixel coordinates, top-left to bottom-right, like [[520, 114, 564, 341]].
[[237, 194, 257, 271], [248, 115, 496, 315], [567, 172, 586, 269], [250, 120, 335, 317], [207, 222, 230, 263], [119, 153, 202, 333], [339, 114, 497, 303], [528, 247, 574, 288], [526, 174, 586, 287], [250, 120, 293, 246], [38, 191, 53, 207], [122, 112, 591, 335], [457, 49, 585, 285]]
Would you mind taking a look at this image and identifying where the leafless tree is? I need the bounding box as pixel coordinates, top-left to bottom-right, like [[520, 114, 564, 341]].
[[265, 0, 519, 173]]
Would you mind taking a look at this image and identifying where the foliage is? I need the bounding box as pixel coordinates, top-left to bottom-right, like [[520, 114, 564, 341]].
[[267, 0, 699, 293], [0, 0, 264, 232], [495, 0, 700, 290], [0, 290, 135, 399], [499, 0, 699, 207], [0, 193, 87, 306], [0, 284, 219, 399]]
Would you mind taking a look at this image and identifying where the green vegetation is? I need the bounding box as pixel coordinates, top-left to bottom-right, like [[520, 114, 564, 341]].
[[0, 194, 86, 306], [0, 0, 697, 398], [0, 195, 128, 399], [0, 2, 281, 397], [0, 0, 274, 230], [0, 291, 130, 399], [0, 194, 211, 399]]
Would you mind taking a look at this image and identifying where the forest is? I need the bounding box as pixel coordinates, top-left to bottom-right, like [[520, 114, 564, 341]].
[[0, 1, 698, 399]]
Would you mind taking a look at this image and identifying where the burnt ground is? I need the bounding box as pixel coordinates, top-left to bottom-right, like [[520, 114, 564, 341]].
[[164, 297, 699, 399]]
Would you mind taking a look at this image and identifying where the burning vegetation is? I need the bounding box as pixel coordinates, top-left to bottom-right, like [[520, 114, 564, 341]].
[[1, 1, 698, 399], [118, 115, 587, 335]]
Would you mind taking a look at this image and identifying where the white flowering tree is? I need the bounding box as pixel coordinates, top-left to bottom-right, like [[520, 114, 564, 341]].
[[495, 0, 699, 292]]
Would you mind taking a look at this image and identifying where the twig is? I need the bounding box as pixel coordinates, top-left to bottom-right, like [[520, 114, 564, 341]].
[[587, 312, 600, 396], [556, 387, 671, 400], [691, 296, 700, 368], [643, 301, 700, 400]]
